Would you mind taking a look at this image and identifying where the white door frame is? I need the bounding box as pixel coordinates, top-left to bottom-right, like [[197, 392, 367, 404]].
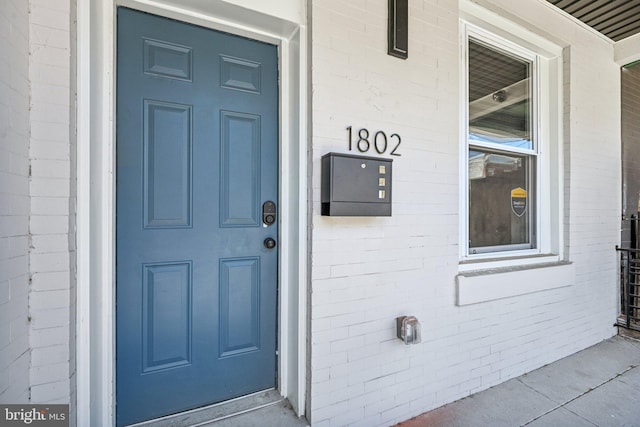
[[76, 1, 308, 425]]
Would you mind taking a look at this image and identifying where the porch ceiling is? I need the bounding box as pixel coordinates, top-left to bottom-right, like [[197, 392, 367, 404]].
[[547, 0, 640, 42]]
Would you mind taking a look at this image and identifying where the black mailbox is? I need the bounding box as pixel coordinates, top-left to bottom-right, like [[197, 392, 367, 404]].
[[321, 152, 392, 216]]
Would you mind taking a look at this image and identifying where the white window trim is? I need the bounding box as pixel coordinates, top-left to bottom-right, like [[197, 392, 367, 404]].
[[464, 26, 541, 258], [458, 1, 564, 272]]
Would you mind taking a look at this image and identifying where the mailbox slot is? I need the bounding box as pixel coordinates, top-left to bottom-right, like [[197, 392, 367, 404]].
[[321, 152, 392, 216]]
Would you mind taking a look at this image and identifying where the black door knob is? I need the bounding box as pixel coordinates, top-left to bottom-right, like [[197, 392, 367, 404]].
[[264, 238, 276, 249]]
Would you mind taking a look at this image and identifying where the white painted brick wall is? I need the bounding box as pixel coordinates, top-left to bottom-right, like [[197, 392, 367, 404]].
[[28, 0, 72, 405], [310, 1, 619, 426], [0, 0, 31, 404]]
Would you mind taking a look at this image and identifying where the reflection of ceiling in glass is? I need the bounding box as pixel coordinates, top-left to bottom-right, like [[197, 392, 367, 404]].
[[468, 39, 529, 103], [470, 101, 529, 136], [547, 0, 640, 42], [468, 40, 531, 138]]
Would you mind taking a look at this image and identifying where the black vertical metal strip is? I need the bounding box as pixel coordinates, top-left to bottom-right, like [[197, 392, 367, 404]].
[[388, 0, 408, 59]]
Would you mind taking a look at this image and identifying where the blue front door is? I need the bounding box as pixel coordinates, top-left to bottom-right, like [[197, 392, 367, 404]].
[[116, 8, 279, 426]]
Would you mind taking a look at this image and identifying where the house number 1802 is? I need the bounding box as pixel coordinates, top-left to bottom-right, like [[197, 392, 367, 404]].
[[346, 126, 402, 156]]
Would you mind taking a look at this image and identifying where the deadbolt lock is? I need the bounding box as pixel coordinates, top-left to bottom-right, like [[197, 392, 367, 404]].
[[263, 201, 276, 226]]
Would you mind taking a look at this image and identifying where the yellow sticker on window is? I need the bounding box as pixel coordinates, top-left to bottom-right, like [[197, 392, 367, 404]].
[[511, 187, 527, 217]]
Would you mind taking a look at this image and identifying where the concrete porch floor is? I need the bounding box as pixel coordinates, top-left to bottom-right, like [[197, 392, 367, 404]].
[[132, 335, 639, 427], [395, 335, 640, 427], [198, 400, 309, 427], [130, 389, 308, 427]]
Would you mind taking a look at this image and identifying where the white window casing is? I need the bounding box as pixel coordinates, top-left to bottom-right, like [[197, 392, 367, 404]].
[[457, 1, 569, 304], [459, 1, 564, 271], [466, 29, 539, 256]]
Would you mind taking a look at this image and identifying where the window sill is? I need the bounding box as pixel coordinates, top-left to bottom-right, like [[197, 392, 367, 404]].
[[458, 253, 560, 273], [456, 261, 574, 306]]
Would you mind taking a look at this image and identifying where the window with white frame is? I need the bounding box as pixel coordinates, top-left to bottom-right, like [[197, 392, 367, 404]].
[[461, 18, 562, 261]]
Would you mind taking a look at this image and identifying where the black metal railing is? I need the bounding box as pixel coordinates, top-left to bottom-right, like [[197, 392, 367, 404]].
[[616, 247, 640, 330], [618, 213, 640, 330], [621, 213, 640, 250]]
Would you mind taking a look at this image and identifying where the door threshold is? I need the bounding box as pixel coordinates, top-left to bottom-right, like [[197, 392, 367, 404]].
[[128, 389, 283, 427]]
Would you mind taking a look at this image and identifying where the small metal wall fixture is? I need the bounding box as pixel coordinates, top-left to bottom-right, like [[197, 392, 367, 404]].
[[396, 316, 421, 345]]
